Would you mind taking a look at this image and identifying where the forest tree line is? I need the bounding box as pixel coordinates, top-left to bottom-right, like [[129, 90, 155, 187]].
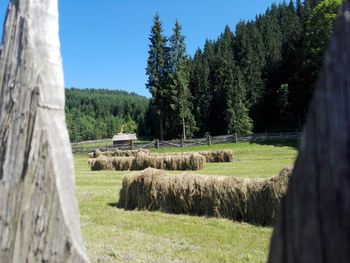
[[65, 88, 150, 142], [65, 0, 341, 142], [146, 0, 342, 140]]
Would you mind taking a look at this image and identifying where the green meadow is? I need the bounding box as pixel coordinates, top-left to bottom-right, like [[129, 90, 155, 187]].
[[75, 141, 297, 262]]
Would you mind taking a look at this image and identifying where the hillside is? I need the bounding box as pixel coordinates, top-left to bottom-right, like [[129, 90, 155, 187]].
[[65, 88, 150, 142]]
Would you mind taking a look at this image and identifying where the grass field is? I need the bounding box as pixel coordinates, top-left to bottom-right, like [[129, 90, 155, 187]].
[[75, 141, 297, 262]]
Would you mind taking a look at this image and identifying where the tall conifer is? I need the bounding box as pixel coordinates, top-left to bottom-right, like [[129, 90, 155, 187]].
[[146, 14, 167, 140], [167, 20, 197, 139]]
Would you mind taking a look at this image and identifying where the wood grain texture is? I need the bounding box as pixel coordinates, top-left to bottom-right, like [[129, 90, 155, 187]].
[[268, 1, 350, 262], [0, 0, 89, 262]]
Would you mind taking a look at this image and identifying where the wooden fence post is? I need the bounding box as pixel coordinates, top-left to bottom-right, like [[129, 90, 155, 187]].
[[235, 133, 238, 143], [155, 139, 160, 150], [268, 2, 350, 262], [208, 134, 212, 145], [181, 138, 184, 148], [0, 0, 89, 261]]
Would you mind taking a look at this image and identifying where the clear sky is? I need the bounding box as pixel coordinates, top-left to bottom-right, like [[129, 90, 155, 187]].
[[0, 0, 283, 97]]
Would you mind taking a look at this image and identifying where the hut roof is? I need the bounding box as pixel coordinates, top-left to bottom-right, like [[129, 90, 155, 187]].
[[112, 133, 137, 142]]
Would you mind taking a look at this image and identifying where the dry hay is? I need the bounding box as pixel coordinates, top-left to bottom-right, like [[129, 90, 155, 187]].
[[93, 149, 149, 158], [117, 167, 292, 226], [148, 150, 234, 163], [89, 153, 206, 171], [198, 150, 233, 162]]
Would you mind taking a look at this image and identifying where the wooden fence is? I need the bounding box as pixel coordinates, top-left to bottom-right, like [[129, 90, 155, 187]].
[[71, 131, 300, 154]]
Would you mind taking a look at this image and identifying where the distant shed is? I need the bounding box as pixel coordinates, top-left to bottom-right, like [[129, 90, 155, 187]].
[[112, 133, 137, 148]]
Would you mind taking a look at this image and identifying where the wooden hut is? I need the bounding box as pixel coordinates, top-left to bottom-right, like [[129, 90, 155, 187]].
[[112, 133, 137, 149]]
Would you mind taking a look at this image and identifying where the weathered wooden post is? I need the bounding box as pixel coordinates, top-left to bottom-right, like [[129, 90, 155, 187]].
[[0, 0, 89, 262], [268, 2, 350, 262], [155, 139, 160, 149], [181, 138, 184, 148], [208, 134, 212, 145], [235, 133, 238, 143]]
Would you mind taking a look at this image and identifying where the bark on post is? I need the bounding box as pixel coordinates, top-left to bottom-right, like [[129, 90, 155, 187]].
[[268, 2, 350, 262], [0, 0, 89, 262]]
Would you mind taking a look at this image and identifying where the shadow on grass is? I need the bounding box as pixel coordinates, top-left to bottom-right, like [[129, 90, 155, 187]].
[[250, 139, 298, 149], [108, 202, 119, 208]]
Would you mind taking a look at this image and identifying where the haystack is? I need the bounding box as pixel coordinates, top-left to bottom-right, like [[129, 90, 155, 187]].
[[198, 150, 233, 162], [89, 153, 206, 171], [93, 149, 149, 158], [117, 167, 291, 226], [148, 150, 234, 163]]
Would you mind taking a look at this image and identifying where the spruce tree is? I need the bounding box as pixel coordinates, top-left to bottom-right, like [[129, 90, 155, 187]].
[[207, 26, 235, 135], [146, 14, 167, 140], [235, 21, 265, 108], [167, 20, 197, 139], [225, 63, 253, 135], [189, 49, 211, 136]]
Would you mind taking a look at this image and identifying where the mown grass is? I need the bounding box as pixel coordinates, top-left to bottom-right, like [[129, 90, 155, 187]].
[[151, 140, 297, 178], [75, 141, 297, 262]]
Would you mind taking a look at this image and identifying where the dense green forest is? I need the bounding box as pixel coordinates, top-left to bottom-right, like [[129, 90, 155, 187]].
[[146, 0, 341, 139], [66, 0, 341, 142], [65, 88, 150, 142]]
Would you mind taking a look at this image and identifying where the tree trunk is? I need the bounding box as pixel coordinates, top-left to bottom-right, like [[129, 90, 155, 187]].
[[159, 113, 164, 140], [268, 2, 350, 262], [182, 115, 186, 141], [0, 1, 89, 262]]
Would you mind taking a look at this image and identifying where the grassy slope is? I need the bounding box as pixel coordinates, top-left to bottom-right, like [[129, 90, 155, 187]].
[[75, 141, 297, 262]]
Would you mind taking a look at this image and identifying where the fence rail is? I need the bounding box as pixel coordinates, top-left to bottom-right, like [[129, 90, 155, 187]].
[[72, 131, 300, 154]]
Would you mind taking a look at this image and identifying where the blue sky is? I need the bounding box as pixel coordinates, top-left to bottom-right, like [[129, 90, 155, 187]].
[[0, 0, 283, 97]]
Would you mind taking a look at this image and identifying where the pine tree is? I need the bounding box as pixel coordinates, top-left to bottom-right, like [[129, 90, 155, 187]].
[[146, 14, 168, 140], [225, 63, 253, 135], [235, 21, 265, 108], [189, 49, 211, 136], [167, 20, 197, 139], [207, 26, 235, 135]]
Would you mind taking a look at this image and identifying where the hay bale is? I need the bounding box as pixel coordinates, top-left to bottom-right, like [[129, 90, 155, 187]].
[[198, 150, 234, 162], [93, 149, 102, 158], [111, 149, 150, 157], [117, 167, 292, 226], [90, 155, 114, 170], [89, 156, 134, 171], [89, 153, 206, 171], [148, 150, 234, 163]]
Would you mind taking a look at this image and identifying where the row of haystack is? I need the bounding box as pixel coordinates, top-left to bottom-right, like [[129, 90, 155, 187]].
[[90, 149, 149, 158], [144, 150, 234, 163], [90, 149, 233, 163], [89, 153, 206, 171], [88, 149, 234, 171], [117, 167, 292, 226]]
